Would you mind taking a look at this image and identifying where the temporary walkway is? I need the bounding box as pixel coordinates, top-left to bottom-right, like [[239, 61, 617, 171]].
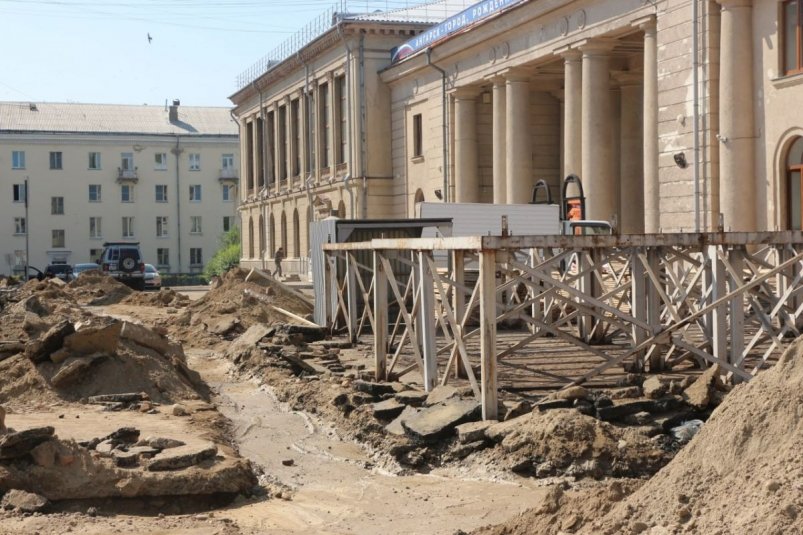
[[323, 232, 803, 419]]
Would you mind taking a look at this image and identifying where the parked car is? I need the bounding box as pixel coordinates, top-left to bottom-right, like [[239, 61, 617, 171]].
[[99, 242, 145, 290], [45, 263, 73, 282], [73, 262, 101, 279], [24, 266, 44, 281], [143, 264, 162, 289]]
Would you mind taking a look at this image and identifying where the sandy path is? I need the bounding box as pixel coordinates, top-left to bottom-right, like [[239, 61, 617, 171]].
[[194, 349, 547, 535]]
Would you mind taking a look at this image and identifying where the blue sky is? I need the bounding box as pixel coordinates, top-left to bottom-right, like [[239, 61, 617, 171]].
[[0, 0, 411, 107]]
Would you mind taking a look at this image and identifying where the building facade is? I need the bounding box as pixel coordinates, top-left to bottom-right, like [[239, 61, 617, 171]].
[[382, 0, 803, 234], [230, 2, 476, 276], [0, 101, 239, 275], [233, 0, 803, 268]]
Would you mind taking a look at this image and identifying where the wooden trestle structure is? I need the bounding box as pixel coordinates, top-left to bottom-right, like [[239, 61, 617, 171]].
[[322, 232, 803, 420]]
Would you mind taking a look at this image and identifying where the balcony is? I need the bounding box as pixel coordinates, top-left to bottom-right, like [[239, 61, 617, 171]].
[[219, 168, 239, 183], [117, 167, 139, 183]]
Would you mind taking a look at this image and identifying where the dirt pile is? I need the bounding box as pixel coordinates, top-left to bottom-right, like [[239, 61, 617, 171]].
[[570, 338, 803, 534], [0, 423, 255, 502], [67, 272, 133, 305], [122, 288, 189, 308], [0, 286, 207, 409], [168, 267, 314, 348], [473, 479, 644, 535]]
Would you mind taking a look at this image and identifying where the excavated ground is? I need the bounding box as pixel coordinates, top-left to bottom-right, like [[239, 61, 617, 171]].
[[2, 267, 785, 535]]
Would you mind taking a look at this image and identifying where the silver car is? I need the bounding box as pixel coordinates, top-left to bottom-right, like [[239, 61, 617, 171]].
[[143, 264, 162, 289]]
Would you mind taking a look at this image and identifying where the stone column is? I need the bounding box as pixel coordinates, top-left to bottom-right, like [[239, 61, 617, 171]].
[[616, 72, 644, 234], [453, 87, 480, 203], [273, 102, 282, 193], [505, 71, 532, 204], [491, 77, 507, 204], [561, 50, 582, 178], [285, 96, 294, 180], [580, 39, 616, 223], [718, 0, 756, 231], [641, 19, 659, 233]]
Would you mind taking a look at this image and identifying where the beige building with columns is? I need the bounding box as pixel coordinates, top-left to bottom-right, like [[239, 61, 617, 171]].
[[230, 2, 477, 275], [381, 0, 803, 234]]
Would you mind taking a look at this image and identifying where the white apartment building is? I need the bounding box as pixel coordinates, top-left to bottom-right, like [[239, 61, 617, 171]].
[[0, 100, 239, 275]]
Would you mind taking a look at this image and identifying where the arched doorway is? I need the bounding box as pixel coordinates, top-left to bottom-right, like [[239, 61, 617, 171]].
[[281, 211, 288, 253], [247, 216, 254, 259], [292, 208, 300, 258], [258, 214, 265, 258], [337, 200, 346, 219], [306, 205, 313, 258], [268, 213, 276, 254], [787, 137, 803, 230]]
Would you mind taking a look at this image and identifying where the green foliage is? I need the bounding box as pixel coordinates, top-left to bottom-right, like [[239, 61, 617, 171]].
[[203, 226, 241, 279]]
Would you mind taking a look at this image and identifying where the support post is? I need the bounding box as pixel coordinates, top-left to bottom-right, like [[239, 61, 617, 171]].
[[452, 250, 467, 378], [728, 247, 745, 377], [418, 251, 438, 390], [479, 249, 498, 420], [708, 245, 728, 366], [631, 248, 648, 371], [346, 253, 358, 343], [646, 248, 663, 371], [373, 250, 388, 381]]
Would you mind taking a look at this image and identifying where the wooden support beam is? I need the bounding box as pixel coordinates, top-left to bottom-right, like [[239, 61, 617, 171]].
[[418, 251, 438, 391], [479, 249, 498, 421], [373, 250, 388, 382], [346, 253, 358, 343]]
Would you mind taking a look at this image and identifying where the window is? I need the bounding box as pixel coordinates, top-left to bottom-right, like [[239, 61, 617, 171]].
[[223, 216, 233, 232], [291, 98, 300, 176], [14, 217, 26, 235], [320, 82, 330, 168], [155, 152, 168, 170], [412, 113, 423, 158], [278, 106, 287, 179], [155, 184, 168, 202], [51, 196, 64, 215], [14, 250, 26, 266], [49, 151, 62, 169], [12, 151, 25, 169], [189, 184, 202, 202], [121, 152, 134, 171], [90, 248, 102, 262], [787, 137, 803, 229], [156, 216, 168, 237], [222, 184, 235, 202], [88, 152, 101, 170], [89, 184, 102, 202], [190, 248, 203, 266], [222, 153, 234, 170], [337, 74, 347, 165], [12, 184, 26, 203], [783, 0, 803, 75], [189, 153, 200, 171], [89, 217, 102, 239], [52, 229, 65, 248], [122, 216, 135, 238], [190, 216, 202, 234], [157, 248, 170, 267], [121, 184, 134, 203]]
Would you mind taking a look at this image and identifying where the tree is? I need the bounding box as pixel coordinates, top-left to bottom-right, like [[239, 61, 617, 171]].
[[203, 226, 241, 279]]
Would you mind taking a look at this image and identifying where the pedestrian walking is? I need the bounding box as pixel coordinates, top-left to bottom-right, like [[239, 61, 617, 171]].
[[273, 247, 284, 278]]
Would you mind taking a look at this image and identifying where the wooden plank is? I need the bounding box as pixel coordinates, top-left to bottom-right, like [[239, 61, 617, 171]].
[[418, 251, 438, 391]]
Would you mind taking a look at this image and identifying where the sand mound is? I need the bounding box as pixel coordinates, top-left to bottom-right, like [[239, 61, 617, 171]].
[[67, 272, 133, 305], [473, 479, 644, 535], [576, 338, 803, 534], [122, 288, 189, 308], [473, 409, 670, 479]]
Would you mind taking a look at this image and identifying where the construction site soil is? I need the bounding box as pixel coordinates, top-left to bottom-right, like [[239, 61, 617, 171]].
[[0, 268, 800, 534]]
